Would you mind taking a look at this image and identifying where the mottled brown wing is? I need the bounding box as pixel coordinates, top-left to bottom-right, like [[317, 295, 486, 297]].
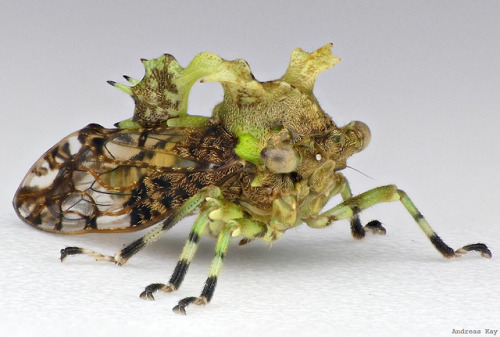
[[14, 123, 242, 234]]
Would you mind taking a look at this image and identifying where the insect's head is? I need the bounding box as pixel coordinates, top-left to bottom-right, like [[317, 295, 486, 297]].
[[323, 120, 371, 170], [259, 120, 370, 177]]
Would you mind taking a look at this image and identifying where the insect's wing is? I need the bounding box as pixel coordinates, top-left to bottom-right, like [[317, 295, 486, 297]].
[[14, 123, 241, 234]]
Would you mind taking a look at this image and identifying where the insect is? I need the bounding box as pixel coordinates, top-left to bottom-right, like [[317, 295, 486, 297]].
[[13, 44, 491, 314]]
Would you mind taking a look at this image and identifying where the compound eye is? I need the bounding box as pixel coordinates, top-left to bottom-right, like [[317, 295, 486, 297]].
[[260, 145, 300, 173], [348, 121, 371, 151]]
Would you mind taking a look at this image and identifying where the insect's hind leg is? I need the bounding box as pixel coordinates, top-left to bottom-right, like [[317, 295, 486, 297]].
[[60, 186, 223, 265], [307, 185, 492, 259], [60, 231, 158, 265], [339, 175, 386, 239], [140, 209, 210, 300]]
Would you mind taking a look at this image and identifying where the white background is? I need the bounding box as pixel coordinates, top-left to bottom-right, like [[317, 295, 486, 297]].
[[1, 1, 499, 336]]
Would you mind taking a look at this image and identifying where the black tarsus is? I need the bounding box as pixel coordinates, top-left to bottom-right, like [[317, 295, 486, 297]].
[[364, 220, 387, 235], [173, 297, 197, 315], [459, 243, 492, 258], [60, 247, 83, 262]]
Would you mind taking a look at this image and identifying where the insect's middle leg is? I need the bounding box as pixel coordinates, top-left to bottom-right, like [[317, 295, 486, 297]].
[[172, 220, 237, 315], [307, 185, 492, 259], [140, 209, 211, 300]]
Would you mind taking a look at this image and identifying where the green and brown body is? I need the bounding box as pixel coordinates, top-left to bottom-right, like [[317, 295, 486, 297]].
[[13, 44, 491, 315]]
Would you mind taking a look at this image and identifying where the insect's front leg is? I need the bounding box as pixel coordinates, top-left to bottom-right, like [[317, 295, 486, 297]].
[[337, 174, 386, 239], [306, 185, 492, 259]]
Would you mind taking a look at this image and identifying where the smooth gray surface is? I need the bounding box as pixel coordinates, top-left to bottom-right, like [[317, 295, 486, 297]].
[[1, 1, 499, 336]]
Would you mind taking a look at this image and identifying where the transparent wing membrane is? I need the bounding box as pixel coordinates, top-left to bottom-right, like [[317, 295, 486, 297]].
[[14, 123, 240, 234]]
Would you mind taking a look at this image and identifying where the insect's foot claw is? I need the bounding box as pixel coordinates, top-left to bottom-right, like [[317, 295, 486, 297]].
[[172, 304, 187, 315], [481, 249, 493, 259], [140, 291, 155, 301], [60, 249, 68, 262], [475, 244, 492, 258], [172, 296, 197, 315], [364, 220, 386, 235]]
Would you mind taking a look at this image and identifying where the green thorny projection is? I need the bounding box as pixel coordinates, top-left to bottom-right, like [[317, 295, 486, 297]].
[[109, 44, 346, 166]]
